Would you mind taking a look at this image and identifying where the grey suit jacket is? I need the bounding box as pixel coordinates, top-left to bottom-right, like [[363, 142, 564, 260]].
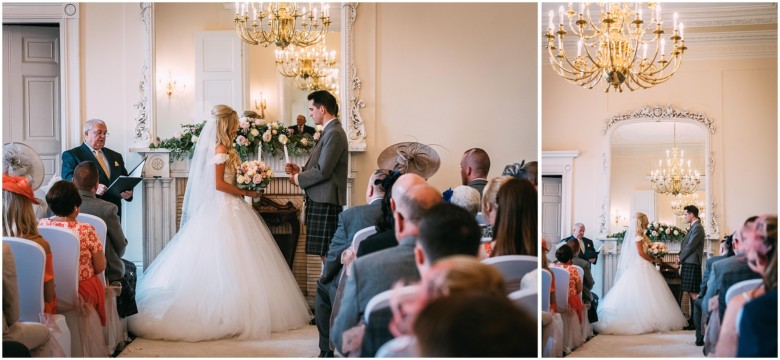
[[679, 220, 705, 265], [298, 119, 348, 206], [330, 236, 421, 353], [700, 254, 729, 296], [701, 255, 761, 319], [468, 178, 488, 199], [78, 190, 128, 282], [572, 257, 594, 304], [321, 200, 383, 285]]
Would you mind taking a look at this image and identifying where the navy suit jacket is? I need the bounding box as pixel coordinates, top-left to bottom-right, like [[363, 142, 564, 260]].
[[288, 124, 316, 136], [61, 143, 132, 215], [737, 287, 777, 357], [562, 235, 598, 262]]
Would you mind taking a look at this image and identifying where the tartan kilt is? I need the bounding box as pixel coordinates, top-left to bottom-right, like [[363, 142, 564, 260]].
[[305, 198, 343, 256], [680, 262, 702, 293]]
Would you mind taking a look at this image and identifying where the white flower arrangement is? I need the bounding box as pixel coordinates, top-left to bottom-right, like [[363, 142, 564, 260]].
[[646, 222, 687, 242], [234, 117, 318, 160]]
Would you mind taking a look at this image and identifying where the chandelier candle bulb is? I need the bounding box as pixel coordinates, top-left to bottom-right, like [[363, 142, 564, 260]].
[[549, 10, 554, 31], [656, 5, 661, 24], [559, 6, 565, 25], [674, 12, 678, 30], [577, 39, 582, 57], [680, 23, 685, 39]]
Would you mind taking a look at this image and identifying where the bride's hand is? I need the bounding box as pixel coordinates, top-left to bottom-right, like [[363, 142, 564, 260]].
[[244, 189, 263, 198]]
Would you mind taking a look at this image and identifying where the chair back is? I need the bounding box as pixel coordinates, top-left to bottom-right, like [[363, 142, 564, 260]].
[[75, 214, 107, 283], [509, 288, 538, 320], [351, 226, 377, 254], [725, 278, 763, 304], [541, 269, 552, 312], [482, 255, 538, 292], [38, 226, 80, 308], [363, 285, 419, 324], [550, 266, 570, 311], [572, 265, 584, 300], [3, 237, 46, 322]]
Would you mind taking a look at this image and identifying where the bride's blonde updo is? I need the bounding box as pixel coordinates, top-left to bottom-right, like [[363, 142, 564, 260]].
[[634, 212, 649, 236], [212, 105, 241, 171]]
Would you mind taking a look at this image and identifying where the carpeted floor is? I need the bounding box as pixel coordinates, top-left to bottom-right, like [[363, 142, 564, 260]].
[[118, 325, 319, 357], [567, 330, 705, 358]]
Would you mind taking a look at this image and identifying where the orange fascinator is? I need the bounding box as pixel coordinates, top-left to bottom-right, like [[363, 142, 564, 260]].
[[2, 174, 40, 204]]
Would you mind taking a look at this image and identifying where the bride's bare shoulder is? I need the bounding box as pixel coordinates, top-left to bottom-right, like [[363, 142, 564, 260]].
[[215, 144, 228, 153]]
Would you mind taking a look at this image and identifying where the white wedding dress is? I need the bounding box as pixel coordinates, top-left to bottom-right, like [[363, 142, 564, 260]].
[[594, 229, 687, 335], [128, 119, 311, 342]]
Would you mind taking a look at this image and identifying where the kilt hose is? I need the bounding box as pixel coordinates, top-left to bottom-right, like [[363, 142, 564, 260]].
[[305, 197, 343, 256], [680, 262, 702, 294]]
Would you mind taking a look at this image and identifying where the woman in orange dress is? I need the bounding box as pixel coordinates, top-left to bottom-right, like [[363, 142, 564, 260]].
[[552, 244, 583, 323], [2, 174, 57, 313], [39, 180, 106, 325]]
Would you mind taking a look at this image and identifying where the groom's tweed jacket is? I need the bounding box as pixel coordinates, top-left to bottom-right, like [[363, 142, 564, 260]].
[[298, 119, 348, 206], [679, 220, 705, 265]]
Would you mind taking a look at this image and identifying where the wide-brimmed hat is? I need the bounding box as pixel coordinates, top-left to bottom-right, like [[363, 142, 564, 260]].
[[3, 142, 44, 191], [377, 142, 441, 180], [2, 174, 40, 204]]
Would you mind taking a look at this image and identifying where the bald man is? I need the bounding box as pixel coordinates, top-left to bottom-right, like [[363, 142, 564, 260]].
[[460, 148, 491, 198], [288, 114, 316, 136]]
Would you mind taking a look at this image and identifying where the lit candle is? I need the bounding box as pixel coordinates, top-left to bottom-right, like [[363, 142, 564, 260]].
[[235, 2, 240, 15], [549, 10, 554, 30], [283, 139, 290, 165], [324, 3, 329, 17], [577, 39, 582, 57], [680, 23, 685, 40], [559, 5, 565, 25], [673, 12, 678, 30]]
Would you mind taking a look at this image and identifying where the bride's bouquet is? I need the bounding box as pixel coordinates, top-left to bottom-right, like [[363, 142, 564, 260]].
[[647, 242, 668, 259], [236, 160, 273, 191]]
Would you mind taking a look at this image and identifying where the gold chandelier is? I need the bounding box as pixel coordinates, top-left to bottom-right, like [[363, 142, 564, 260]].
[[295, 69, 339, 93], [234, 2, 331, 49], [544, 3, 687, 92], [649, 124, 701, 196], [275, 45, 337, 92], [671, 193, 705, 217]]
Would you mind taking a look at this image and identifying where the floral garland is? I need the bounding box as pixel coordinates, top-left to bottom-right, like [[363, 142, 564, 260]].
[[646, 222, 687, 242], [149, 121, 207, 162], [235, 117, 320, 161]]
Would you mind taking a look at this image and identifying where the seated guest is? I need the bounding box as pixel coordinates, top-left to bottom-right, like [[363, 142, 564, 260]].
[[459, 148, 490, 199], [484, 178, 537, 258], [314, 168, 389, 357], [541, 239, 557, 313], [3, 144, 49, 219], [716, 215, 777, 357], [288, 114, 316, 136], [330, 175, 440, 356], [413, 291, 536, 357], [380, 256, 507, 357], [566, 238, 595, 307], [3, 244, 52, 357], [443, 185, 480, 217], [737, 258, 777, 357], [39, 180, 108, 356], [552, 244, 585, 352], [356, 171, 402, 257], [694, 232, 736, 346], [477, 176, 511, 258], [2, 175, 57, 314]]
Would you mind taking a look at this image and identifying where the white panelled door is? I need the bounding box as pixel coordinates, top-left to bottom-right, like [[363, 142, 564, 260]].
[[631, 190, 657, 222], [194, 31, 245, 120], [3, 25, 61, 185], [542, 176, 563, 260]]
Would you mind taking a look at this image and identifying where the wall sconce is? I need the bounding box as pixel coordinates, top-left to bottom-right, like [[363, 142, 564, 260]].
[[254, 92, 267, 119], [613, 209, 626, 226], [159, 70, 183, 98]]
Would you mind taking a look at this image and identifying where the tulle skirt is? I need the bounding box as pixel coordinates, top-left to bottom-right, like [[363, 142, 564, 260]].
[[128, 193, 312, 342], [594, 259, 687, 335]]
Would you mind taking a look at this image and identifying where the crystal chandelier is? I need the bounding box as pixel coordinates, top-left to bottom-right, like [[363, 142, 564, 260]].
[[234, 2, 331, 49], [649, 124, 701, 196], [295, 69, 339, 93], [276, 44, 337, 92], [544, 3, 687, 92], [671, 193, 705, 217]]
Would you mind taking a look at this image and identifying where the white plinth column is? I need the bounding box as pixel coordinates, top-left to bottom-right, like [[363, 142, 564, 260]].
[[600, 238, 620, 296]]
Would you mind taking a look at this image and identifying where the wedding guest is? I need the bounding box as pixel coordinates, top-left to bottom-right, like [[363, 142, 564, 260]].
[[61, 119, 133, 217], [541, 239, 557, 313], [477, 176, 511, 259], [443, 185, 480, 217], [459, 148, 490, 198], [242, 110, 259, 118], [486, 178, 537, 258], [561, 223, 599, 264], [72, 161, 138, 318], [503, 160, 538, 188], [3, 244, 52, 357], [694, 232, 736, 346], [3, 143, 48, 218], [288, 114, 316, 136], [315, 168, 389, 357], [566, 238, 595, 306], [413, 291, 536, 357], [285, 91, 348, 265], [552, 245, 583, 323], [356, 171, 403, 257], [39, 180, 108, 356], [2, 175, 57, 314], [380, 256, 507, 357], [330, 176, 439, 356], [715, 215, 776, 357]]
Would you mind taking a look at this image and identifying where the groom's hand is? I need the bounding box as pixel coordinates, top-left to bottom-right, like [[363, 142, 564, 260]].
[[285, 163, 300, 175]]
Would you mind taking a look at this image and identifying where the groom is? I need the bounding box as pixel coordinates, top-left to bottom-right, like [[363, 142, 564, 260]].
[[285, 90, 349, 264], [678, 205, 705, 330]]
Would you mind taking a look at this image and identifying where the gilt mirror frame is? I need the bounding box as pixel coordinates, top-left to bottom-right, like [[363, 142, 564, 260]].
[[600, 105, 719, 238], [132, 2, 366, 152]]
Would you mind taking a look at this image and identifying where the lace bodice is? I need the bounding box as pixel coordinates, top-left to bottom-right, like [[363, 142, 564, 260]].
[[213, 153, 235, 185]]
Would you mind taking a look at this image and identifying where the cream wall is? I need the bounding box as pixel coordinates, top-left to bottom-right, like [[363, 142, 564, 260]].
[[154, 3, 341, 138], [351, 3, 538, 199], [80, 3, 146, 263], [543, 57, 777, 239]]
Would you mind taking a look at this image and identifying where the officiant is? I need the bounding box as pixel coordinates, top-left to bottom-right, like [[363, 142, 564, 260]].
[[61, 119, 133, 217], [561, 223, 599, 264]]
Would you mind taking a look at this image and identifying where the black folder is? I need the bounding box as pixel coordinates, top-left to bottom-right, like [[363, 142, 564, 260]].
[[105, 157, 146, 198]]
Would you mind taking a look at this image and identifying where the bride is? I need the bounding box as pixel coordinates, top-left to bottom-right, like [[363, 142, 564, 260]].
[[128, 105, 311, 342], [593, 212, 687, 335]]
